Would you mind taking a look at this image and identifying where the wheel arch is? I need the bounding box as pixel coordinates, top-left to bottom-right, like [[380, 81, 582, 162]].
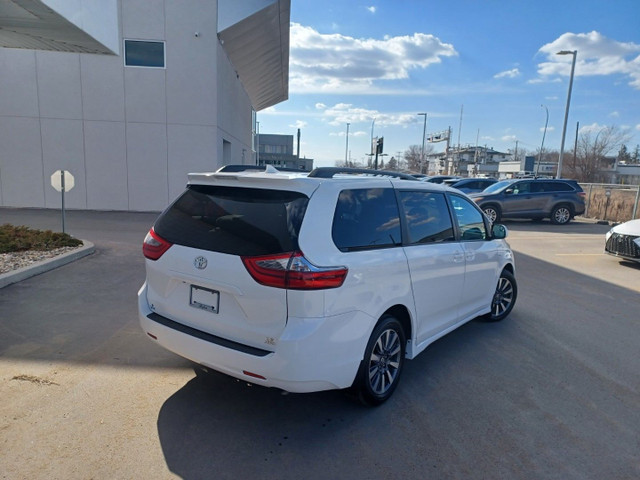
[[481, 202, 502, 219], [382, 304, 412, 346], [552, 202, 574, 215]]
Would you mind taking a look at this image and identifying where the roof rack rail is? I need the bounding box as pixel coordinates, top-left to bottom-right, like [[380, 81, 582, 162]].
[[216, 164, 310, 173], [307, 167, 418, 180]]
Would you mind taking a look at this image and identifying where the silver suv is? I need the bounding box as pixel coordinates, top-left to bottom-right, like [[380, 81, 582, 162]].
[[139, 167, 517, 405]]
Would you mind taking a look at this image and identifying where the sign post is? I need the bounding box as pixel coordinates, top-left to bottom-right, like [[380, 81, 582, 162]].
[[51, 170, 75, 233]]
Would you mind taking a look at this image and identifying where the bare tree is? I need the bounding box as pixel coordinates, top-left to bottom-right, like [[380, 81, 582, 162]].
[[334, 158, 366, 168], [404, 144, 434, 173], [565, 125, 631, 182]]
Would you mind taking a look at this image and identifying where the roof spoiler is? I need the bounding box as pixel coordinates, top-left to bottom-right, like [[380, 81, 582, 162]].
[[215, 164, 309, 173]]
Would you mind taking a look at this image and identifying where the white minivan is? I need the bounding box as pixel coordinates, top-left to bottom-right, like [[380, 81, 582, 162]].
[[139, 167, 517, 405]]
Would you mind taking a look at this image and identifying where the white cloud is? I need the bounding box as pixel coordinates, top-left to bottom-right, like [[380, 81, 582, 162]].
[[536, 31, 640, 89], [494, 68, 521, 79], [315, 103, 327, 110], [289, 120, 308, 129], [579, 122, 605, 135], [501, 135, 517, 142], [330, 130, 367, 138], [289, 23, 457, 93], [321, 103, 418, 127], [609, 111, 620, 117], [636, 124, 640, 132], [367, 6, 376, 13], [540, 126, 555, 133]]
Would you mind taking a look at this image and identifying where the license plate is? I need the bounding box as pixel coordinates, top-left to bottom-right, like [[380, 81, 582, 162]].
[[190, 285, 219, 313]]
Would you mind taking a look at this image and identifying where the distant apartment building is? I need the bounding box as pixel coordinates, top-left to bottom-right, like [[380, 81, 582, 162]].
[[427, 145, 512, 176], [257, 133, 313, 171], [0, 0, 290, 211]]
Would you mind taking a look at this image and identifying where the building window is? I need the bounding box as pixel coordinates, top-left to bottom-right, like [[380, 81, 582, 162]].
[[124, 40, 165, 68]]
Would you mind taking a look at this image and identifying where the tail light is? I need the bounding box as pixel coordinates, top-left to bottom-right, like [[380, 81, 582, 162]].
[[143, 228, 172, 260], [242, 251, 347, 290]]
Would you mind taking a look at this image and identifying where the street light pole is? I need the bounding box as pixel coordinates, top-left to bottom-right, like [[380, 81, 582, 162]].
[[536, 104, 549, 177], [418, 113, 427, 173], [556, 49, 577, 179], [345, 123, 350, 165]]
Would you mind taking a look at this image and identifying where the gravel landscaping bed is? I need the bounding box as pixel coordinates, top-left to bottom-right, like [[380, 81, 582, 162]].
[[0, 245, 83, 274]]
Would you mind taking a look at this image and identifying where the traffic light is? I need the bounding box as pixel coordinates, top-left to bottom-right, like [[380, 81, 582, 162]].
[[376, 137, 384, 154]]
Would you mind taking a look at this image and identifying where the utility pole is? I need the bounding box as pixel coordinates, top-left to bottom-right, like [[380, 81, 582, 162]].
[[418, 113, 427, 174], [556, 50, 578, 179], [572, 121, 579, 169]]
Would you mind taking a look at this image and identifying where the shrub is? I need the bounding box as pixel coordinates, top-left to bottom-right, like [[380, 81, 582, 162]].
[[0, 224, 82, 253]]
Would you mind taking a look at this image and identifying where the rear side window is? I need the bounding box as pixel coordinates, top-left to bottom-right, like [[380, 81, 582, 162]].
[[154, 185, 308, 256], [398, 191, 454, 244], [332, 188, 401, 252], [541, 181, 574, 192]]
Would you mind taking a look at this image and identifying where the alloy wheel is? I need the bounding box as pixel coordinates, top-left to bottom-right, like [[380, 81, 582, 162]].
[[368, 329, 402, 395], [492, 276, 514, 317], [554, 207, 571, 224]]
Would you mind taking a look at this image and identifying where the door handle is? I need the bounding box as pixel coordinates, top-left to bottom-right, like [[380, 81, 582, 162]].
[[453, 251, 465, 263]]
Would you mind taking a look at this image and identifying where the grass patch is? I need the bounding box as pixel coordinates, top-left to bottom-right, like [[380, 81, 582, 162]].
[[0, 224, 82, 254]]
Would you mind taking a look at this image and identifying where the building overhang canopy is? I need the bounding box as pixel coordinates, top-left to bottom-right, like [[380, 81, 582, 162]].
[[218, 0, 290, 111], [0, 0, 118, 54]]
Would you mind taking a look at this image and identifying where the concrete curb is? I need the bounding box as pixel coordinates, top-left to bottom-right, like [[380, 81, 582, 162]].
[[0, 240, 95, 289]]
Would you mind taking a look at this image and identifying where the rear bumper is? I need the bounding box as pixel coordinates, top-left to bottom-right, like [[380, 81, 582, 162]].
[[138, 282, 372, 393]]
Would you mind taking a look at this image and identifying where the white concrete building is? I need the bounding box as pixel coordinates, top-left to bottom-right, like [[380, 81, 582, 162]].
[[0, 0, 290, 211]]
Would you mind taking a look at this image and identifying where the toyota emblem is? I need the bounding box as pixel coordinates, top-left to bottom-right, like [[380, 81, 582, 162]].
[[194, 256, 208, 270]]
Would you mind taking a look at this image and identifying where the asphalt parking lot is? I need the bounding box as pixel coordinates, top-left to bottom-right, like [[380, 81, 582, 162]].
[[1, 208, 639, 479]]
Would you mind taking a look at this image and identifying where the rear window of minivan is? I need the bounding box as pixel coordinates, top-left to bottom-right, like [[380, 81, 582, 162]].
[[154, 185, 309, 256]]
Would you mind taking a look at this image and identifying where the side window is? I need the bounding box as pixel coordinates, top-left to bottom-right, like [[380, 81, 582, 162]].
[[512, 182, 531, 195], [398, 191, 454, 244], [546, 181, 573, 192], [531, 182, 545, 193], [332, 188, 402, 252], [449, 195, 488, 241]]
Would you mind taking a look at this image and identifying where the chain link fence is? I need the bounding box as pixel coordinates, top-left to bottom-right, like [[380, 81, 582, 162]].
[[580, 183, 640, 223]]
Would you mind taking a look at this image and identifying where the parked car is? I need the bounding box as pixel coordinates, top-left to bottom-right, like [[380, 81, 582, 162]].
[[468, 178, 586, 224], [138, 167, 517, 405], [605, 219, 640, 263], [445, 177, 497, 194], [421, 175, 460, 184]]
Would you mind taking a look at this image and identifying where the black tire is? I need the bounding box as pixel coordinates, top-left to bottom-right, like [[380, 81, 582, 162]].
[[352, 315, 406, 406], [484, 270, 517, 322], [482, 204, 501, 223], [550, 204, 572, 225]]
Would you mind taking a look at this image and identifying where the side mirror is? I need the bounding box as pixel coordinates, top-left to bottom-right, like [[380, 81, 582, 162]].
[[492, 223, 508, 239]]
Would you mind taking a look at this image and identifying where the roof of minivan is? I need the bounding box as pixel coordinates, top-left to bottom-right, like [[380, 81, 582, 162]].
[[187, 167, 449, 196]]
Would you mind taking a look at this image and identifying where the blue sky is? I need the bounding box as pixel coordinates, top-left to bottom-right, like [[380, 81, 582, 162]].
[[257, 0, 640, 167]]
